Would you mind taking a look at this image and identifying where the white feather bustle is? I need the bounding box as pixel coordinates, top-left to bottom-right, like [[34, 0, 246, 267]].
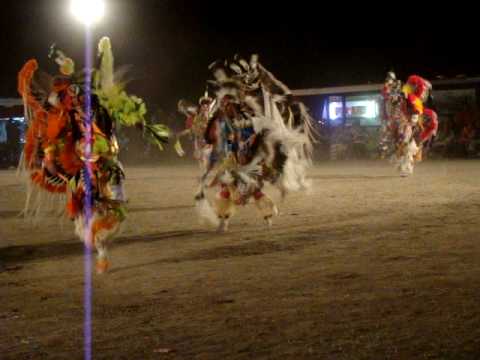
[[195, 196, 220, 227]]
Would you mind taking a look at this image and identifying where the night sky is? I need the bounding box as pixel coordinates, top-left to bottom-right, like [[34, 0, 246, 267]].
[[1, 0, 477, 116]]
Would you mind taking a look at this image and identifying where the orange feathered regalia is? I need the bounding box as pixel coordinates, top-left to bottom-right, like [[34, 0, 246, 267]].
[[18, 37, 169, 273]]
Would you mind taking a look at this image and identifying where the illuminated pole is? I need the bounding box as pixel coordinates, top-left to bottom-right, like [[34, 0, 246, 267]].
[[70, 1, 105, 359]]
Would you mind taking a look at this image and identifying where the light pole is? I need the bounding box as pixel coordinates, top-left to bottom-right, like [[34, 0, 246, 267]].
[[70, 1, 105, 359]]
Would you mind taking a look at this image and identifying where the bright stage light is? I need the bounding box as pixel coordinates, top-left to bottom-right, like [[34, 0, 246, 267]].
[[70, 0, 105, 26]]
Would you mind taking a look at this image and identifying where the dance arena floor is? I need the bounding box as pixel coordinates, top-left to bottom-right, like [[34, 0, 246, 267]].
[[1, 160, 479, 359]]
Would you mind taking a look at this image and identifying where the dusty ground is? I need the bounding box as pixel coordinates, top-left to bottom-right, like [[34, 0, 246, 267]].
[[1, 160, 480, 359]]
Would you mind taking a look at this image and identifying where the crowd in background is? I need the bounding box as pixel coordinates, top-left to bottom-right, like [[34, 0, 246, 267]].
[[432, 106, 480, 158]]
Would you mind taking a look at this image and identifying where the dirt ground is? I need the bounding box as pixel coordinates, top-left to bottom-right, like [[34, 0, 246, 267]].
[[1, 160, 480, 359]]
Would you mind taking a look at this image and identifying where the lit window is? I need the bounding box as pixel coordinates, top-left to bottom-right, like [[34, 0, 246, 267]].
[[345, 96, 380, 126], [0, 121, 7, 143], [328, 96, 344, 125]]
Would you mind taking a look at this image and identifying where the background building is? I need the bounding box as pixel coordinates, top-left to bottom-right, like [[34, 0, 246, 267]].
[[294, 77, 480, 159]]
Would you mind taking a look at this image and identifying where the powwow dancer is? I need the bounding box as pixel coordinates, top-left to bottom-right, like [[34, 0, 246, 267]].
[[380, 72, 436, 176], [183, 54, 315, 231], [17, 37, 169, 273], [175, 93, 216, 170]]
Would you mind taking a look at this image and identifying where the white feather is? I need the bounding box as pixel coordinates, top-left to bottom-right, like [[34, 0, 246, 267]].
[[97, 36, 114, 93], [258, 63, 292, 95], [195, 197, 220, 227], [230, 63, 242, 75], [244, 96, 263, 116]]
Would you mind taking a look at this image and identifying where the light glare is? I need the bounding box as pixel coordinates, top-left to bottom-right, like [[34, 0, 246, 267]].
[[70, 0, 105, 26]]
